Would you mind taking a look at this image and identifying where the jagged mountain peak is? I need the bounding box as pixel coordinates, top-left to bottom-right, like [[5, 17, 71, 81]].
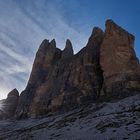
[[105, 19, 135, 40], [0, 19, 140, 120], [62, 39, 73, 58], [65, 39, 73, 49], [50, 39, 56, 47], [39, 39, 49, 50], [7, 88, 19, 98], [86, 26, 104, 48]]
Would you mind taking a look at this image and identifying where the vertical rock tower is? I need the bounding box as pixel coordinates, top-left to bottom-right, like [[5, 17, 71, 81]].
[[0, 89, 19, 119], [1, 19, 139, 119], [15, 27, 104, 118], [100, 20, 140, 97]]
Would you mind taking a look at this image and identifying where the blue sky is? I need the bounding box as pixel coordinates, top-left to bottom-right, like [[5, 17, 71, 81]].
[[0, 0, 139, 99]]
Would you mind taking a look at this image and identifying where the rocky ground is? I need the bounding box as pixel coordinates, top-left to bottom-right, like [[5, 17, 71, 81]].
[[0, 94, 139, 140]]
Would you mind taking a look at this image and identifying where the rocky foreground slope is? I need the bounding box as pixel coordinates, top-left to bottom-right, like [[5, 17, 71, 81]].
[[0, 94, 140, 140]]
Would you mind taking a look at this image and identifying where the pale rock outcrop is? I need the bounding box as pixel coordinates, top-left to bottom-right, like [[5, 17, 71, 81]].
[[100, 19, 140, 97]]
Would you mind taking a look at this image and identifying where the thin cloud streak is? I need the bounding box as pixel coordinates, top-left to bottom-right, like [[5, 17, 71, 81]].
[[0, 0, 88, 99]]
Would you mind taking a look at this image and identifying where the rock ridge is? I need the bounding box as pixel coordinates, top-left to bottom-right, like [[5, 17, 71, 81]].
[[0, 19, 139, 120]]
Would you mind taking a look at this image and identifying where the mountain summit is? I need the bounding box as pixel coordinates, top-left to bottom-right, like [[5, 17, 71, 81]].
[[0, 19, 140, 120]]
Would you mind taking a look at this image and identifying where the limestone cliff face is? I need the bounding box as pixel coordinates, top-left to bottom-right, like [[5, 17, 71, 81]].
[[0, 89, 19, 119], [1, 19, 139, 120], [15, 27, 104, 118], [100, 20, 140, 97]]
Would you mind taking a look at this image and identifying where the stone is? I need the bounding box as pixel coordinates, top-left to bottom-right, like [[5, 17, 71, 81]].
[[62, 39, 74, 58], [15, 39, 62, 118], [1, 19, 139, 120], [15, 27, 104, 118], [0, 89, 19, 119], [100, 19, 140, 97]]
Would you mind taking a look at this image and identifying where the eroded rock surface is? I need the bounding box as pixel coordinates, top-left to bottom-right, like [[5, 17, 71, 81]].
[[0, 19, 139, 120], [0, 89, 19, 119], [0, 94, 140, 140], [16, 27, 104, 118], [100, 19, 140, 97], [62, 39, 74, 58]]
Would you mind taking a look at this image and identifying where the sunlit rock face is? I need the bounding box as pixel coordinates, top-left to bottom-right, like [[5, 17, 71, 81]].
[[15, 20, 140, 119], [0, 19, 139, 120], [0, 89, 19, 119], [100, 20, 140, 97], [15, 27, 104, 118]]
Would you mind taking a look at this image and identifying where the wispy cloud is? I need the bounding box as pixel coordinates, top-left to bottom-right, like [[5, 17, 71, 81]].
[[0, 0, 139, 100], [0, 0, 88, 99]]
